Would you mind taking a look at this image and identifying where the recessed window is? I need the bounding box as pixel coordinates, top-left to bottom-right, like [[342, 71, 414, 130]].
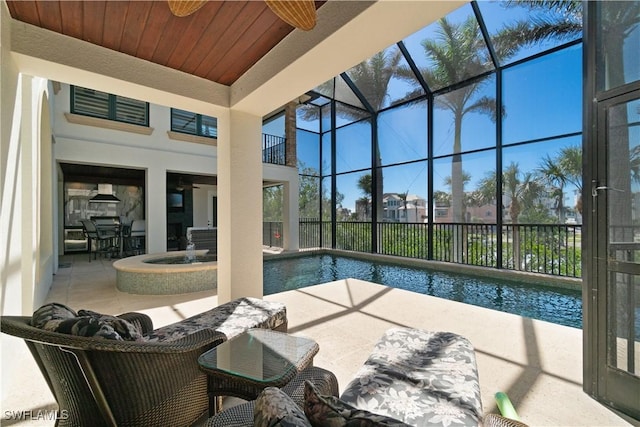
[[171, 109, 218, 139], [71, 86, 149, 127]]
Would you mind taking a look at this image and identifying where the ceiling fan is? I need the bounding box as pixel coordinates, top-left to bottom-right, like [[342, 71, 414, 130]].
[[167, 0, 317, 31]]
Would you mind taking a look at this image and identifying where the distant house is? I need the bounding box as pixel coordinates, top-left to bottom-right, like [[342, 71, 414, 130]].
[[382, 193, 427, 223]]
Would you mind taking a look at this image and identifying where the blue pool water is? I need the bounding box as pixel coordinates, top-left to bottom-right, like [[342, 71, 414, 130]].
[[263, 254, 583, 329]]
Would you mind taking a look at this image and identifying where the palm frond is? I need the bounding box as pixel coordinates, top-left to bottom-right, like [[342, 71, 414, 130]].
[[463, 96, 500, 123]]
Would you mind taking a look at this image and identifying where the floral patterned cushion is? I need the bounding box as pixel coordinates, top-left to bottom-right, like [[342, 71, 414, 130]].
[[254, 387, 312, 427], [303, 380, 409, 427], [339, 328, 483, 427], [31, 303, 142, 341], [144, 297, 286, 343]]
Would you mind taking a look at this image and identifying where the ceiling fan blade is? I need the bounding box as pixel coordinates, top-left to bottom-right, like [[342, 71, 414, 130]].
[[167, 0, 317, 31], [265, 0, 317, 31], [167, 0, 206, 17]]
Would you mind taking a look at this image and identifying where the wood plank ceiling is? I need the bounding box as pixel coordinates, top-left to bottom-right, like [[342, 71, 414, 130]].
[[6, 0, 324, 86]]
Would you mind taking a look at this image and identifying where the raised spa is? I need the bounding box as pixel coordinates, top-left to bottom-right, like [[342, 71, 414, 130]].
[[113, 250, 217, 295]]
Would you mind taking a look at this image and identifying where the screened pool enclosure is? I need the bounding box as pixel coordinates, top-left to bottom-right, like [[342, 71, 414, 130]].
[[266, 1, 586, 278]]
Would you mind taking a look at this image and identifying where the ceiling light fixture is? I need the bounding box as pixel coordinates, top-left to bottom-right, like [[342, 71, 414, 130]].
[[167, 0, 317, 31]]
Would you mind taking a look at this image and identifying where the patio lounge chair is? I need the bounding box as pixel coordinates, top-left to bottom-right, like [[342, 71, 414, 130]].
[[206, 327, 529, 427]]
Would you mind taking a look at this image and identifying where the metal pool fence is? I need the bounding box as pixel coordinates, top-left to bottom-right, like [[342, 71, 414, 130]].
[[264, 220, 582, 278]]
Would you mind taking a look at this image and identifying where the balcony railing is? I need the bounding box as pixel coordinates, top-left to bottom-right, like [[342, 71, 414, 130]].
[[270, 220, 582, 278], [262, 134, 286, 165]]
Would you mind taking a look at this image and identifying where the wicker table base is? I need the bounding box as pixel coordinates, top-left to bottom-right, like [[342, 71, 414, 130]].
[[198, 328, 319, 416]]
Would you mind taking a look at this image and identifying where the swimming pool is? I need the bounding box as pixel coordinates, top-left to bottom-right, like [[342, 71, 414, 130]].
[[263, 253, 583, 329]]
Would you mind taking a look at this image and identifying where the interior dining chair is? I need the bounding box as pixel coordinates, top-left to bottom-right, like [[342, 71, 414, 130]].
[[127, 219, 146, 255], [80, 219, 117, 261]]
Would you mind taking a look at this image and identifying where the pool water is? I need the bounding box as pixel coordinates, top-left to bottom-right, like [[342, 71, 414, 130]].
[[263, 254, 583, 329]]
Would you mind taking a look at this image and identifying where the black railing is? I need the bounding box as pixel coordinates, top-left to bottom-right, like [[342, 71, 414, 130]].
[[299, 219, 330, 249], [432, 223, 499, 268], [335, 221, 372, 252], [503, 224, 581, 277], [289, 220, 583, 278], [263, 221, 283, 247], [378, 222, 429, 259], [262, 134, 286, 165]]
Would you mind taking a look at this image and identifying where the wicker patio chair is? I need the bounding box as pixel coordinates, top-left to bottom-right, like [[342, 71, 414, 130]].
[[1, 312, 226, 427]]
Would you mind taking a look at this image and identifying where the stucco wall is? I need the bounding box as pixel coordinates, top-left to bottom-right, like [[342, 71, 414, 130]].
[[1, 3, 55, 402], [53, 84, 219, 253]]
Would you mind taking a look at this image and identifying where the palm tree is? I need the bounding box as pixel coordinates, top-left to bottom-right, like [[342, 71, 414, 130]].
[[299, 48, 403, 224], [478, 162, 544, 268], [443, 170, 472, 219], [347, 49, 403, 112], [538, 155, 567, 223], [346, 48, 404, 223], [538, 145, 583, 220], [413, 17, 499, 225], [398, 191, 408, 222], [502, 163, 544, 224], [503, 1, 583, 47], [396, 16, 500, 260], [556, 146, 582, 193]]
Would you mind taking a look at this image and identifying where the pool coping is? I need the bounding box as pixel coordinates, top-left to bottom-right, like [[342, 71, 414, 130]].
[[113, 249, 217, 273]]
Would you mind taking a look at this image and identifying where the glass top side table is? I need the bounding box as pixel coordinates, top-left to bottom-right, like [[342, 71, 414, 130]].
[[198, 328, 319, 414]]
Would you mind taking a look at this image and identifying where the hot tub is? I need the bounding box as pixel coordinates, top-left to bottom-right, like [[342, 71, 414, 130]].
[[113, 250, 217, 295]]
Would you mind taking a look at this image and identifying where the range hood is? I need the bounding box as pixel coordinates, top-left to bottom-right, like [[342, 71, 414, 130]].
[[89, 184, 120, 203]]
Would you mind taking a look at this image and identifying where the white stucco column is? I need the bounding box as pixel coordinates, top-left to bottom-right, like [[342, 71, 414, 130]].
[[20, 74, 36, 314], [146, 166, 166, 253], [283, 179, 299, 251], [217, 110, 263, 303]]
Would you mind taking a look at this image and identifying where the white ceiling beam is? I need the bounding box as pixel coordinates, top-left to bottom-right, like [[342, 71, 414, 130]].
[[231, 0, 466, 116]]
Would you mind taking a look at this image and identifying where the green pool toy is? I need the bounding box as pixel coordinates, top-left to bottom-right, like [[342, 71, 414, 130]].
[[495, 392, 520, 421]]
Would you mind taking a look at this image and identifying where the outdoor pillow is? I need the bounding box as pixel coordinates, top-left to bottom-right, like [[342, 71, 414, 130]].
[[31, 302, 77, 330], [77, 309, 142, 341], [31, 303, 141, 341], [54, 316, 124, 340], [303, 381, 409, 427], [254, 386, 312, 427]]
